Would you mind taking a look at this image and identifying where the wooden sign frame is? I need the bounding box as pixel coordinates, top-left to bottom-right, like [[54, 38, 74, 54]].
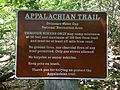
[[16, 10, 108, 79]]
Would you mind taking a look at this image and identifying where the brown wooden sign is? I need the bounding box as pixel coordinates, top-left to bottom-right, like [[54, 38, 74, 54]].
[[16, 11, 107, 79]]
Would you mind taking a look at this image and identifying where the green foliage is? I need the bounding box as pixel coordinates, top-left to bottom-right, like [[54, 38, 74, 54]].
[[0, 0, 119, 89]]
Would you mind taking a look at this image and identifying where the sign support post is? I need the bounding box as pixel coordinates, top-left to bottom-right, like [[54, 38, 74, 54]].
[[44, 80, 78, 90]]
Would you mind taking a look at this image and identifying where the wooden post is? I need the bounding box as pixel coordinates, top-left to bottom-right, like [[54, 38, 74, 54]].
[[44, 80, 78, 90]]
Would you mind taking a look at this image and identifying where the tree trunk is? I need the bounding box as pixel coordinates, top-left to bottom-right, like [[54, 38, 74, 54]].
[[44, 80, 78, 90], [113, 63, 120, 69]]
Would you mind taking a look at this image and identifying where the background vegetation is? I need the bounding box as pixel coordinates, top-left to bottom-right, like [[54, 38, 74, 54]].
[[0, 0, 120, 90]]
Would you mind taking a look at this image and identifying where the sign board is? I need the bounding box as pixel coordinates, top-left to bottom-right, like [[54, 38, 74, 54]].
[[16, 11, 107, 79]]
